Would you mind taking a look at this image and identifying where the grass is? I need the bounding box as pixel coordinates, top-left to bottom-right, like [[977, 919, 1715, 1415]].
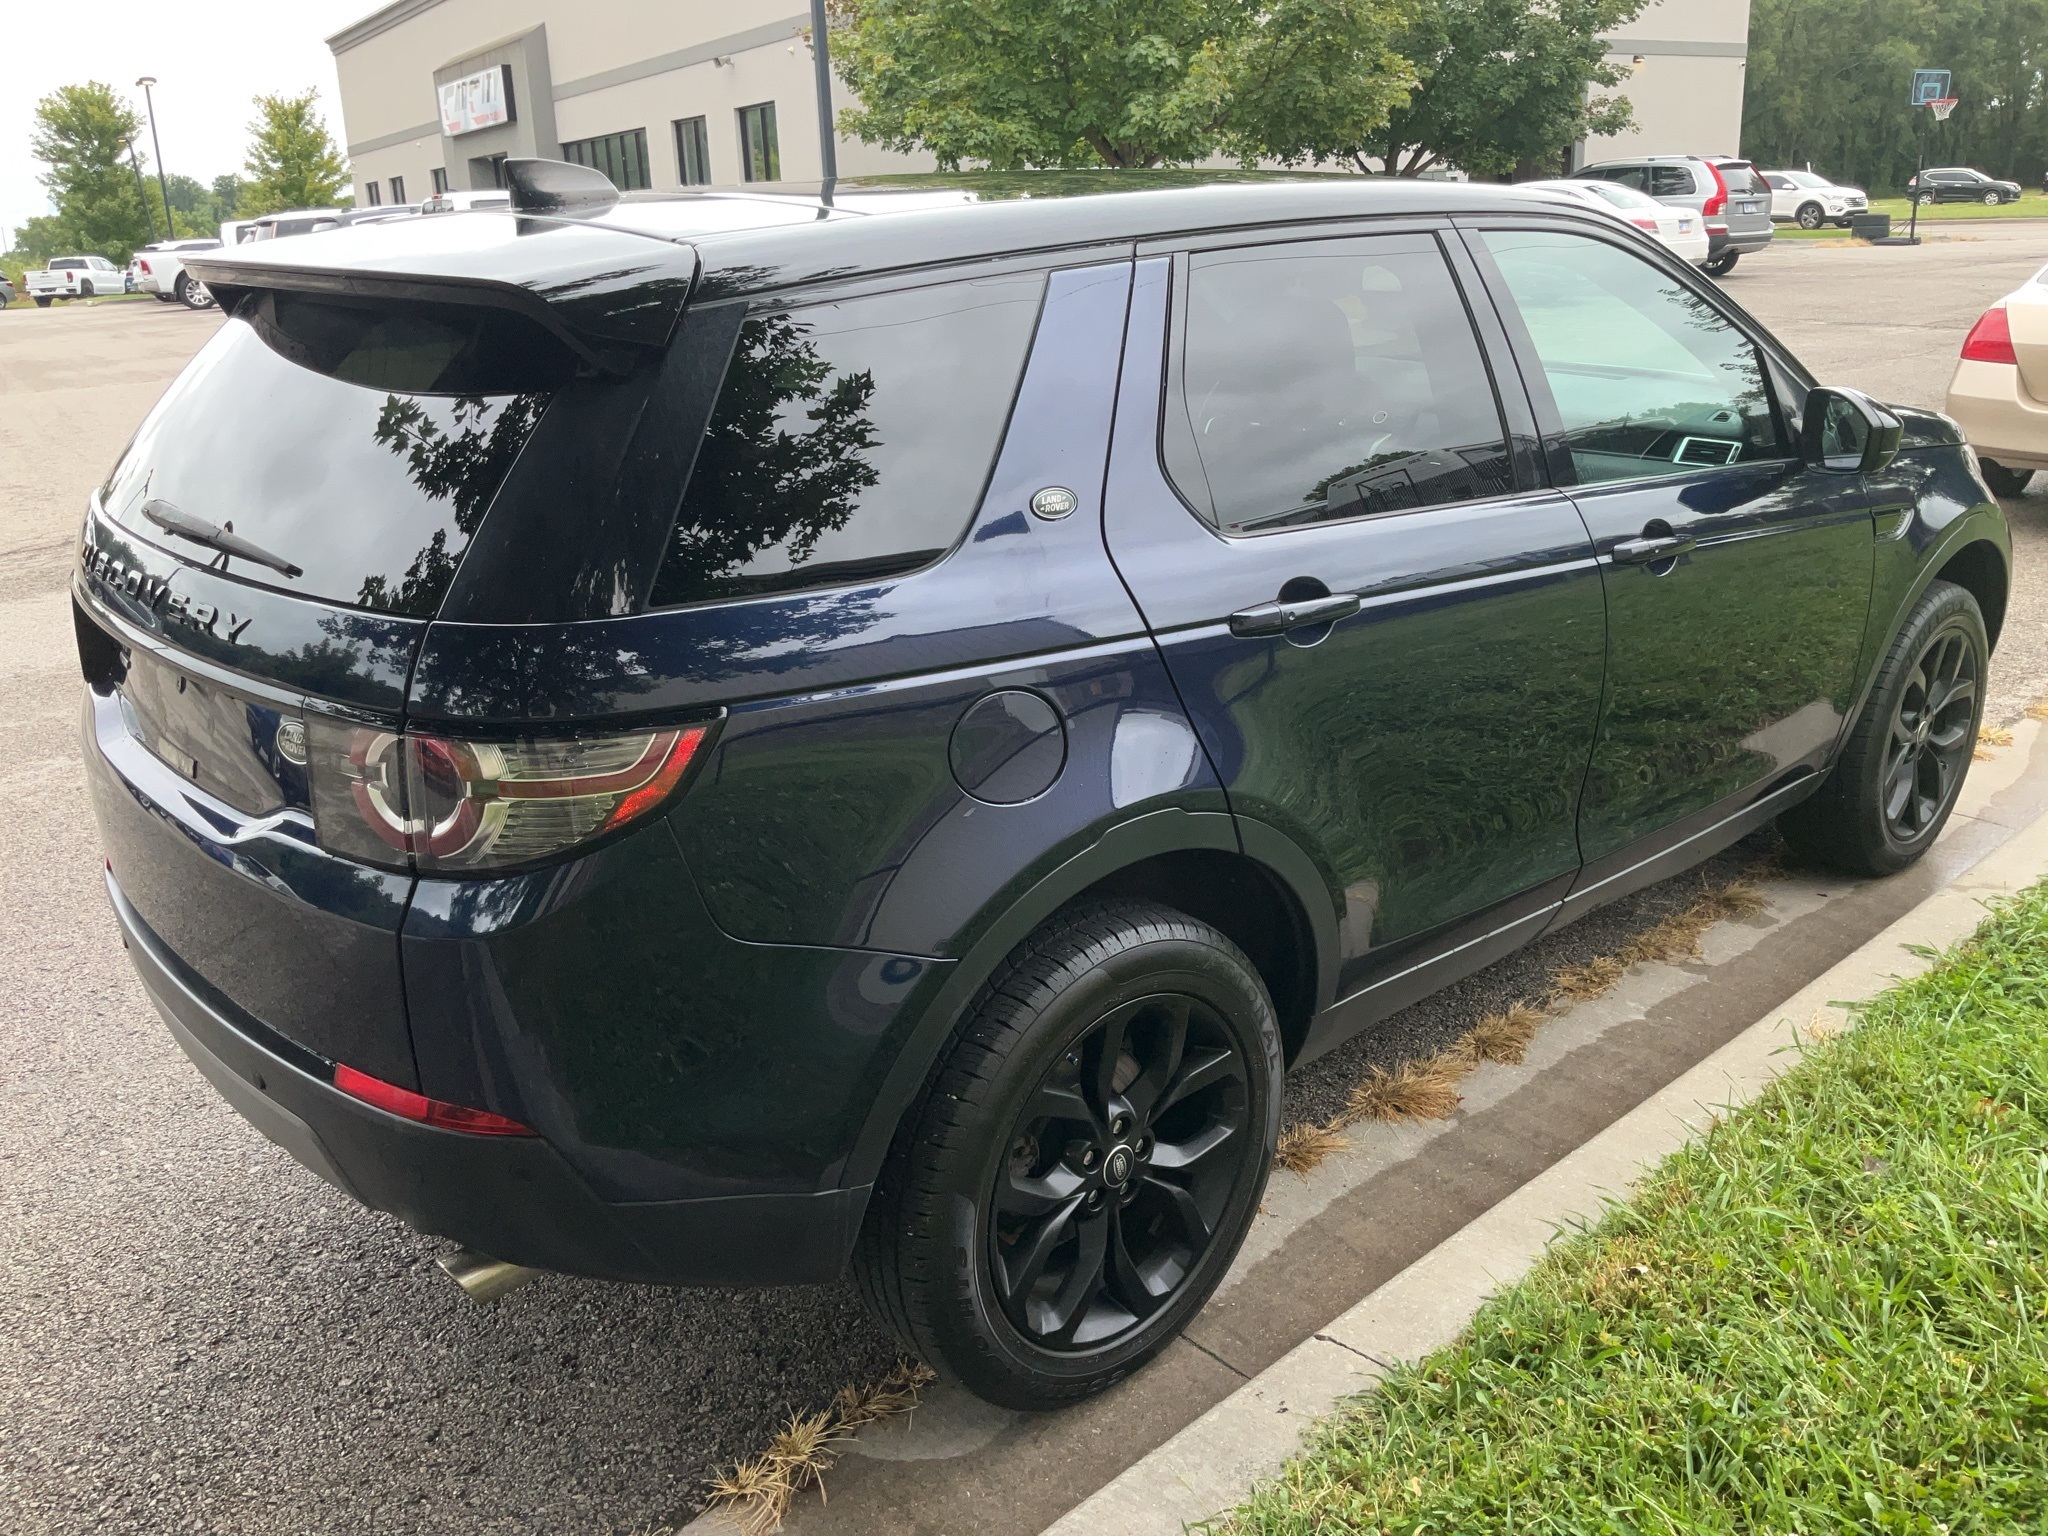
[[1771, 189, 2048, 241], [703, 1361, 935, 1534], [1221, 878, 2048, 1534]]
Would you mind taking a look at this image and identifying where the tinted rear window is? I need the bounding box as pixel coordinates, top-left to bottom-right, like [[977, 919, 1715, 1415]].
[[648, 271, 1045, 608], [1715, 163, 1760, 193], [99, 311, 553, 616]]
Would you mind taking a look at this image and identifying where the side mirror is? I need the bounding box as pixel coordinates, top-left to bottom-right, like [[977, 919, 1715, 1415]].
[[1802, 385, 1903, 474]]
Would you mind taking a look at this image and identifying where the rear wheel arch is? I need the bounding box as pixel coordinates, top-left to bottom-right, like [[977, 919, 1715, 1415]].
[[841, 811, 1335, 1193]]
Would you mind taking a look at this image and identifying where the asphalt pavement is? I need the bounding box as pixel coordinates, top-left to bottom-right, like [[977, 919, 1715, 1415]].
[[3, 224, 2046, 1536]]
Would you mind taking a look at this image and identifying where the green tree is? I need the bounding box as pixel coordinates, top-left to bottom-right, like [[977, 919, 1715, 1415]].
[[1743, 0, 2048, 194], [29, 82, 153, 261], [1370, 0, 1645, 178], [240, 90, 352, 215], [832, 0, 1412, 170]]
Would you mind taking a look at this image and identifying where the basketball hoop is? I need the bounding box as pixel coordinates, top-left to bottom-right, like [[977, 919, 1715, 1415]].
[[1928, 97, 1959, 120]]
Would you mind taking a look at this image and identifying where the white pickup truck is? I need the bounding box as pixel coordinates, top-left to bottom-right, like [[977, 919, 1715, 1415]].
[[131, 238, 225, 309], [24, 255, 126, 306]]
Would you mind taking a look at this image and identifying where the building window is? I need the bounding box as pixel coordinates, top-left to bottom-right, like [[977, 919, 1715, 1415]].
[[560, 129, 651, 191], [674, 116, 711, 186], [431, 167, 449, 195], [738, 102, 779, 182], [470, 153, 508, 189], [363, 180, 382, 207], [389, 175, 406, 205]]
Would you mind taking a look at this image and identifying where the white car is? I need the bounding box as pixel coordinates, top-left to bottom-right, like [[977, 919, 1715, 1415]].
[[1945, 262, 2048, 497], [419, 188, 511, 214], [130, 238, 223, 309], [23, 255, 126, 306], [1521, 179, 1710, 266], [1760, 171, 1869, 230]]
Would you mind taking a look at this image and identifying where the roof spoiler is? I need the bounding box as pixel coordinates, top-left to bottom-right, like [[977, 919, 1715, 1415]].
[[182, 194, 695, 374]]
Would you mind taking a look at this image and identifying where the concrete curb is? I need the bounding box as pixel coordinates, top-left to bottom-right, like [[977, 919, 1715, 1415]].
[[1038, 799, 2048, 1536]]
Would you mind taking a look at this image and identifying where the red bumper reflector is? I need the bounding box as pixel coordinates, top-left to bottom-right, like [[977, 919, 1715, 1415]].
[[333, 1063, 536, 1136]]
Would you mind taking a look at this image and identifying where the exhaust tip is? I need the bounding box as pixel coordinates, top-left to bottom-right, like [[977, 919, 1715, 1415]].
[[436, 1248, 542, 1304]]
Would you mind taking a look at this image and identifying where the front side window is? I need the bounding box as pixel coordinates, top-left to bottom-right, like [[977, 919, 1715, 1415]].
[[649, 271, 1046, 608], [1163, 233, 1512, 533], [1479, 229, 1787, 486], [675, 116, 711, 185], [738, 102, 779, 182], [561, 129, 651, 191]]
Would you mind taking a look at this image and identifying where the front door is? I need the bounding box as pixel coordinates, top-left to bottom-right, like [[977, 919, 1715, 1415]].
[[1103, 233, 1607, 1036], [1467, 224, 1873, 888]]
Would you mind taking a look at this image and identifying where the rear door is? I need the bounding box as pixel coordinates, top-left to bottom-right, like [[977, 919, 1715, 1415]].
[[1464, 221, 1873, 908], [1104, 230, 1606, 1041]]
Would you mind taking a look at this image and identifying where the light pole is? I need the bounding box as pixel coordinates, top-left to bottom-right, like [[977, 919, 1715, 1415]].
[[809, 0, 837, 191], [135, 77, 176, 238], [125, 137, 160, 242]]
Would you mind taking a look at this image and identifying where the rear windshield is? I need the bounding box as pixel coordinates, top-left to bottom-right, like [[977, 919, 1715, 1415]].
[[99, 305, 558, 616], [52, 258, 85, 269], [649, 270, 1045, 607], [1716, 163, 1760, 194]]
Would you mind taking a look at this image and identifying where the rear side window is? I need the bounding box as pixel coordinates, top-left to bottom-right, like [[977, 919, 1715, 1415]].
[[649, 271, 1045, 608], [99, 307, 555, 616], [1162, 233, 1512, 533], [1649, 165, 1696, 197]]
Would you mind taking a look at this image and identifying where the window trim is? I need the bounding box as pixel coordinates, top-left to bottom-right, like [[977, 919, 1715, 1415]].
[[1153, 226, 1533, 542], [1451, 215, 1806, 492]]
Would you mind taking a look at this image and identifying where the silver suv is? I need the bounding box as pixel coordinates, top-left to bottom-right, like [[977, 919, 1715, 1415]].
[[1571, 155, 1775, 276]]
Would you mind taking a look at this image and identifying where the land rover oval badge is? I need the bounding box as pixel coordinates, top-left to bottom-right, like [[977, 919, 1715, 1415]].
[[275, 719, 309, 765], [1029, 486, 1078, 520]]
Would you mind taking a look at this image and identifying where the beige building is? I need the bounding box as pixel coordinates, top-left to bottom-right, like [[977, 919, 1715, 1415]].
[[1583, 0, 1754, 165], [326, 0, 1751, 205], [326, 1, 931, 208]]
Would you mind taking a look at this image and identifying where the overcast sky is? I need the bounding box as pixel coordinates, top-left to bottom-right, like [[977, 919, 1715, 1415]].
[[4, 0, 373, 248]]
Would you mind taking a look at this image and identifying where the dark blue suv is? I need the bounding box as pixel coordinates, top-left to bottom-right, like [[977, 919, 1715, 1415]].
[[77, 163, 2008, 1408]]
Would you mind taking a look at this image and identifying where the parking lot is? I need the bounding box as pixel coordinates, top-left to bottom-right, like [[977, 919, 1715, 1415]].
[[4, 223, 2048, 1536]]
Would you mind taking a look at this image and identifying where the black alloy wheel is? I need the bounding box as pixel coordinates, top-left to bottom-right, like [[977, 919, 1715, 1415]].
[[1880, 626, 1977, 844], [990, 992, 1248, 1351], [1779, 580, 1987, 876], [855, 901, 1280, 1410], [1797, 201, 1825, 230], [79, 281, 95, 298]]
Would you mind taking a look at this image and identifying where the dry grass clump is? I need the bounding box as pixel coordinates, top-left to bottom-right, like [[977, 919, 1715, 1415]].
[[1976, 724, 2015, 761], [1346, 1055, 1469, 1124], [1276, 1121, 1349, 1173], [1271, 867, 1780, 1178], [2023, 701, 2048, 723], [705, 1361, 936, 1534], [1460, 1003, 1545, 1067]]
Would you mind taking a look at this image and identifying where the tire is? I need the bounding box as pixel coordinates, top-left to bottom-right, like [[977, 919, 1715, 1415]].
[[1704, 250, 1740, 276], [78, 281, 95, 298], [1796, 201, 1825, 230], [1779, 580, 1987, 877], [1917, 192, 1937, 206], [175, 273, 215, 311], [1984, 191, 2004, 206], [1981, 459, 2034, 497], [853, 901, 1282, 1410], [153, 292, 177, 303], [34, 296, 52, 307]]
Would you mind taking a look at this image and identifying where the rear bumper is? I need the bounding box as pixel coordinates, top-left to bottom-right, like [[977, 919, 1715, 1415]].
[[112, 874, 871, 1287], [1946, 358, 2048, 472], [1708, 225, 1775, 256]]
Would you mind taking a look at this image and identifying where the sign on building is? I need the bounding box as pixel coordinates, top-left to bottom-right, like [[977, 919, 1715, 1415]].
[[440, 65, 514, 136]]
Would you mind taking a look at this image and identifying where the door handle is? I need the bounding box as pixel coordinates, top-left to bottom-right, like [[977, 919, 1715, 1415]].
[[1228, 592, 1362, 638], [1610, 533, 1696, 565]]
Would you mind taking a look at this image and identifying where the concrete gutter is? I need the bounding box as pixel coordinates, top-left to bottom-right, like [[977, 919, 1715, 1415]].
[[1038, 781, 2048, 1536]]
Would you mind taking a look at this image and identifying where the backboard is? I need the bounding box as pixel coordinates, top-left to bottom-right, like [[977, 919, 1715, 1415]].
[[1911, 69, 1952, 106]]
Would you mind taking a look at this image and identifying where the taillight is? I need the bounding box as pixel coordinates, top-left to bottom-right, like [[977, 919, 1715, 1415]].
[[139, 260, 152, 275], [1630, 217, 1660, 232], [1701, 161, 1729, 218], [333, 1063, 535, 1135], [1962, 306, 2019, 365], [306, 719, 713, 873]]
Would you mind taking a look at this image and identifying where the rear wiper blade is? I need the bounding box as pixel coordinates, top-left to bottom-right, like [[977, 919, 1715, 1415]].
[[141, 499, 303, 579]]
